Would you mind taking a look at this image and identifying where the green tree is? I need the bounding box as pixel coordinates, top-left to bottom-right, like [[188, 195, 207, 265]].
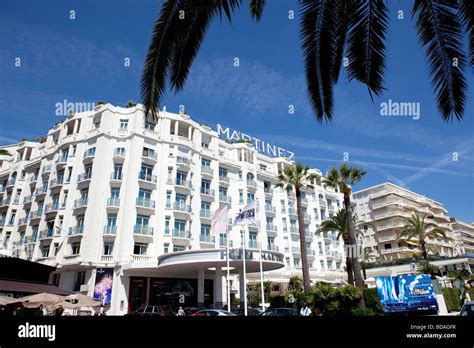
[[418, 260, 439, 279], [316, 208, 371, 285], [124, 100, 137, 108], [276, 164, 316, 294], [288, 276, 303, 292], [0, 149, 11, 156], [448, 269, 474, 304], [140, 0, 473, 123], [361, 247, 376, 280], [322, 164, 367, 306], [396, 214, 451, 260]]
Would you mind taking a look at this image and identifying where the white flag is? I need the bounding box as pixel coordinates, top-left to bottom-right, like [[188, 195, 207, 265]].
[[233, 201, 256, 226], [211, 205, 228, 235]]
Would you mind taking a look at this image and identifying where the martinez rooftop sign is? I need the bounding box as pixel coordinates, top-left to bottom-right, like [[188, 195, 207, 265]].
[[216, 124, 294, 160]]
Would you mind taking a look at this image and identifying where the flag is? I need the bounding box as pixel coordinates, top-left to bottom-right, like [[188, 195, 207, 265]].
[[211, 205, 228, 235], [233, 201, 256, 226]]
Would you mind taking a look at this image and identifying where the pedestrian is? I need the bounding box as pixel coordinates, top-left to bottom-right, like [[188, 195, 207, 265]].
[[177, 306, 185, 316], [300, 302, 312, 316]]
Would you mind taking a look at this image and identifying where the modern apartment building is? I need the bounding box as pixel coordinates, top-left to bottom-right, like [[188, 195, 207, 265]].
[[450, 218, 474, 258], [353, 182, 456, 261], [0, 103, 346, 314]]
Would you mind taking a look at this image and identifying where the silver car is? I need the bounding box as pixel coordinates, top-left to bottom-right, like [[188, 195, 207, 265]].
[[460, 301, 474, 316], [193, 309, 236, 316]]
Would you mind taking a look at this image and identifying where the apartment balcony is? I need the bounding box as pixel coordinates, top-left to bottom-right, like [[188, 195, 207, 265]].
[[56, 155, 69, 167], [303, 213, 311, 223], [0, 220, 4, 227], [266, 224, 278, 236], [73, 198, 88, 210], [138, 173, 157, 188], [289, 226, 298, 234], [83, 149, 96, 163], [300, 198, 308, 206], [200, 209, 211, 220], [68, 225, 84, 237], [42, 164, 52, 175], [246, 179, 257, 190], [218, 176, 230, 186], [22, 195, 34, 206], [200, 188, 215, 201], [219, 238, 233, 248], [12, 197, 20, 205], [34, 186, 48, 198], [0, 198, 10, 208], [141, 151, 158, 164], [29, 209, 43, 222], [113, 148, 126, 162], [17, 217, 28, 228], [377, 235, 397, 243], [172, 229, 191, 245], [136, 197, 156, 213], [264, 188, 273, 196], [176, 156, 191, 170], [380, 247, 416, 255], [77, 173, 92, 186], [0, 186, 5, 195], [219, 195, 231, 204], [288, 208, 297, 216], [7, 179, 16, 188], [133, 225, 154, 241], [319, 199, 326, 207], [199, 234, 215, 245], [49, 178, 64, 190], [106, 197, 120, 209], [44, 202, 60, 216], [201, 166, 213, 178], [264, 205, 276, 215], [29, 175, 38, 187], [173, 179, 193, 193], [39, 230, 54, 241], [131, 254, 152, 263], [247, 241, 260, 249], [173, 202, 192, 218], [110, 172, 123, 185], [101, 255, 114, 263], [103, 225, 117, 238], [267, 245, 279, 252]]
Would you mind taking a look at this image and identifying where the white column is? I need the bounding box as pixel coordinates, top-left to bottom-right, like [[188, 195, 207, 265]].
[[214, 267, 223, 309], [239, 270, 245, 309], [197, 268, 205, 309], [188, 126, 192, 140], [73, 120, 79, 134], [174, 121, 179, 136]]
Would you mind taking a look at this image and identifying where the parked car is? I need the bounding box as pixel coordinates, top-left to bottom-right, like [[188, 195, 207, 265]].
[[192, 309, 236, 316], [130, 305, 176, 316], [183, 307, 199, 316], [260, 308, 298, 316], [460, 301, 474, 316], [232, 307, 263, 316]]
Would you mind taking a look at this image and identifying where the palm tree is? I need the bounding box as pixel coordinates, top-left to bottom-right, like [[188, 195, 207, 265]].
[[396, 214, 451, 260], [448, 269, 474, 304], [141, 0, 473, 123], [0, 149, 11, 156], [276, 164, 316, 294], [316, 208, 371, 285], [322, 164, 366, 305], [124, 100, 137, 108], [361, 247, 376, 280]]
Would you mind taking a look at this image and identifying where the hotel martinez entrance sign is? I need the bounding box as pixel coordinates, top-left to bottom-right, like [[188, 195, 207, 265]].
[[216, 124, 295, 160]]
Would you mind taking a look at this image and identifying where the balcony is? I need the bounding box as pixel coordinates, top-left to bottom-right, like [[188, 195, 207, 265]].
[[201, 166, 213, 177], [246, 179, 257, 190], [83, 149, 96, 162], [39, 230, 54, 240], [266, 224, 278, 236], [141, 150, 158, 164], [42, 164, 52, 175], [34, 186, 48, 198], [138, 173, 157, 188], [264, 188, 273, 196], [56, 155, 68, 166], [219, 195, 231, 204], [176, 156, 191, 170], [134, 225, 154, 241], [174, 179, 192, 193], [113, 148, 126, 162], [264, 205, 276, 215], [29, 209, 43, 222], [110, 172, 123, 185], [172, 229, 191, 241], [49, 178, 64, 190], [101, 255, 114, 263], [200, 209, 211, 219], [77, 173, 92, 186], [103, 225, 117, 237], [131, 254, 152, 262], [173, 202, 192, 216], [200, 188, 215, 201], [17, 217, 28, 227], [73, 198, 88, 210], [0, 198, 10, 208], [219, 239, 233, 248], [218, 176, 230, 186], [289, 226, 298, 234], [267, 245, 279, 252], [7, 179, 16, 187], [106, 197, 120, 209], [29, 175, 38, 187], [44, 202, 60, 215], [68, 226, 84, 237], [288, 207, 297, 216], [199, 234, 215, 244], [136, 197, 156, 212], [319, 199, 326, 207]]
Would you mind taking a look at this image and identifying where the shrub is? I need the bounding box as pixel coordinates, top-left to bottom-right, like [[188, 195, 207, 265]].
[[442, 288, 461, 312], [363, 288, 384, 314], [352, 306, 376, 316], [467, 287, 474, 301], [269, 295, 286, 308], [285, 289, 306, 311], [310, 284, 361, 316]]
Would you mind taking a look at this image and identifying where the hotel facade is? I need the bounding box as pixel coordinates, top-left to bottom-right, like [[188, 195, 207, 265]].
[[0, 104, 347, 314]]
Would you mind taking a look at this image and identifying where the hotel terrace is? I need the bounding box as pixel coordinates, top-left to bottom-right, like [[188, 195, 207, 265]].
[[0, 103, 348, 314]]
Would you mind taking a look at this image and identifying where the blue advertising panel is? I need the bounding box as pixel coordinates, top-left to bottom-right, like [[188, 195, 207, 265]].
[[93, 268, 114, 305], [375, 274, 438, 312]]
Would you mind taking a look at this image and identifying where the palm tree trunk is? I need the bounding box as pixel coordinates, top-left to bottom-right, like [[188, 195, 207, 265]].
[[420, 241, 428, 260], [343, 192, 365, 306], [296, 187, 311, 294], [345, 256, 354, 285], [362, 263, 367, 280]]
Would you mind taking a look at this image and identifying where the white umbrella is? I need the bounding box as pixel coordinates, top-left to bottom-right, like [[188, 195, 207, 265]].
[[14, 293, 65, 308], [0, 295, 16, 306], [49, 293, 102, 310]]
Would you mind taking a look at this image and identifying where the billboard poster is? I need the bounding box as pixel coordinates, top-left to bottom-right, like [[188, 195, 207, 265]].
[[375, 274, 438, 313], [93, 268, 114, 305]]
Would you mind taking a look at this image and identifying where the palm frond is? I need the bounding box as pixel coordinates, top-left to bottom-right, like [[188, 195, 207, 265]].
[[346, 0, 389, 98], [299, 0, 338, 122], [412, 0, 467, 121], [332, 0, 350, 83], [459, 0, 474, 70], [249, 0, 266, 21]]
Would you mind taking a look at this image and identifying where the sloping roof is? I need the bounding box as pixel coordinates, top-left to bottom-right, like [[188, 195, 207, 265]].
[[0, 279, 71, 295]]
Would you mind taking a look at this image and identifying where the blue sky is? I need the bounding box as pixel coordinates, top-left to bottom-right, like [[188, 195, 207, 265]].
[[1, 0, 473, 221]]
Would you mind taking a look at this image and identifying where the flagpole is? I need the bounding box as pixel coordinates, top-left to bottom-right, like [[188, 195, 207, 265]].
[[226, 222, 231, 312], [242, 226, 248, 316], [257, 198, 265, 312]]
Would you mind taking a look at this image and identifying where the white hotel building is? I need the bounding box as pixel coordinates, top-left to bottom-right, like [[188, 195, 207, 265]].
[[0, 104, 346, 314]]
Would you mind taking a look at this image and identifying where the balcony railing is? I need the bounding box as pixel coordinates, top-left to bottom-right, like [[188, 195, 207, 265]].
[[142, 151, 158, 161], [134, 225, 154, 236], [107, 197, 120, 207], [176, 156, 190, 166], [45, 203, 59, 213], [265, 205, 276, 213], [111, 172, 123, 181], [246, 179, 256, 187], [200, 210, 211, 218], [266, 224, 277, 232], [219, 195, 231, 203], [175, 179, 192, 189], [77, 173, 92, 182], [103, 225, 117, 235], [39, 230, 54, 239], [138, 173, 157, 183], [83, 148, 96, 159], [200, 188, 215, 196], [50, 178, 64, 187], [114, 148, 126, 157], [288, 208, 297, 215], [173, 229, 191, 239], [200, 235, 215, 243], [219, 176, 230, 183], [42, 164, 52, 173], [174, 203, 191, 212], [201, 166, 213, 175], [7, 179, 16, 187], [136, 197, 156, 209], [68, 226, 84, 236], [73, 198, 88, 208]]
